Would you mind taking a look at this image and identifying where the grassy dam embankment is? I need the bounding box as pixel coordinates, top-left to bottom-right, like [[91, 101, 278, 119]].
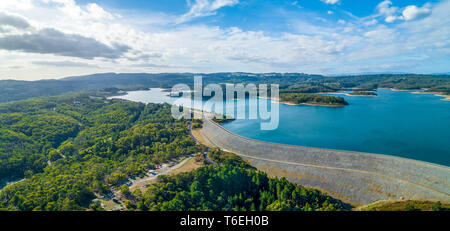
[[199, 118, 450, 205]]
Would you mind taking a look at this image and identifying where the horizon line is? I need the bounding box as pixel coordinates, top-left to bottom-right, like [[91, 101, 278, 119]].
[[2, 71, 450, 82]]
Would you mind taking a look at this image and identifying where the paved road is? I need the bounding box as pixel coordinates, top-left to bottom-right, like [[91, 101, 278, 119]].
[[188, 120, 216, 165], [131, 156, 194, 186]]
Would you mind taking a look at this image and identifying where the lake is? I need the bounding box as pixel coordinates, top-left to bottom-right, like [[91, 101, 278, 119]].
[[111, 88, 450, 166]]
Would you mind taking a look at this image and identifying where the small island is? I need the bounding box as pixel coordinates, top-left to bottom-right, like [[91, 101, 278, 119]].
[[280, 93, 349, 106], [213, 114, 236, 123]]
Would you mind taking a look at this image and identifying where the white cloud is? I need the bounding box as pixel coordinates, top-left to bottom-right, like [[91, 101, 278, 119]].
[[321, 0, 340, 5], [364, 19, 378, 26], [86, 3, 114, 20], [0, 27, 130, 59], [33, 60, 97, 67], [402, 5, 431, 21], [41, 0, 115, 21], [377, 0, 398, 17], [0, 12, 30, 29], [337, 19, 346, 24], [376, 0, 401, 23], [0, 0, 33, 11], [376, 0, 432, 23], [385, 15, 399, 23], [177, 0, 239, 23], [0, 0, 449, 79]]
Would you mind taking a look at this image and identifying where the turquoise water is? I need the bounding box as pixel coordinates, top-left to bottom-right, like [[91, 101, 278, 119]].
[[112, 88, 450, 166]]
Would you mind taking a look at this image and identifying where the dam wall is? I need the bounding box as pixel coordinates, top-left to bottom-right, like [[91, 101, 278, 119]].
[[200, 118, 450, 205]]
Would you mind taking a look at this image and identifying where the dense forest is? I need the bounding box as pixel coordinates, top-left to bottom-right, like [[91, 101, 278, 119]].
[[0, 93, 199, 210], [280, 93, 348, 106], [125, 149, 349, 211], [1, 73, 449, 103]]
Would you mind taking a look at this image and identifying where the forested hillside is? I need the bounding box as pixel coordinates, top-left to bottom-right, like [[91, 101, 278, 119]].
[[126, 149, 349, 211], [0, 93, 198, 210]]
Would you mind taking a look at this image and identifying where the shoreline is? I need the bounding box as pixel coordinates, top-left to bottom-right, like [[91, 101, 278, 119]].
[[346, 94, 377, 97], [412, 91, 450, 101], [296, 102, 346, 107], [389, 88, 417, 92], [325, 92, 378, 97], [258, 96, 346, 107], [344, 92, 377, 97]]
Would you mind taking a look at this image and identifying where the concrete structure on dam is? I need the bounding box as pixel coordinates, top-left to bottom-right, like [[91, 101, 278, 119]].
[[199, 117, 450, 205]]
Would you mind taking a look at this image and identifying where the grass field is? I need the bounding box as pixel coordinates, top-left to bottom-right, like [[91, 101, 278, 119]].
[[168, 156, 204, 176]]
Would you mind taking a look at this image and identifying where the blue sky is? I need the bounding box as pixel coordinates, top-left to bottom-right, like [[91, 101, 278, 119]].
[[0, 0, 449, 79], [82, 0, 440, 32]]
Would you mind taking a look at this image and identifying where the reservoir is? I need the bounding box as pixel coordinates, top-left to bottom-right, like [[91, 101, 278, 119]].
[[112, 88, 450, 166]]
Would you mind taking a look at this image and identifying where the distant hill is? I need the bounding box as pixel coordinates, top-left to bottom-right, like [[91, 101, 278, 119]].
[[325, 71, 413, 77], [1, 72, 449, 103], [0, 72, 320, 103], [430, 72, 450, 76], [0, 73, 195, 103]]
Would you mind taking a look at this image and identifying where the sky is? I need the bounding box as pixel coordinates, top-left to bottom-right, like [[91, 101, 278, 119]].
[[0, 0, 449, 80]]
